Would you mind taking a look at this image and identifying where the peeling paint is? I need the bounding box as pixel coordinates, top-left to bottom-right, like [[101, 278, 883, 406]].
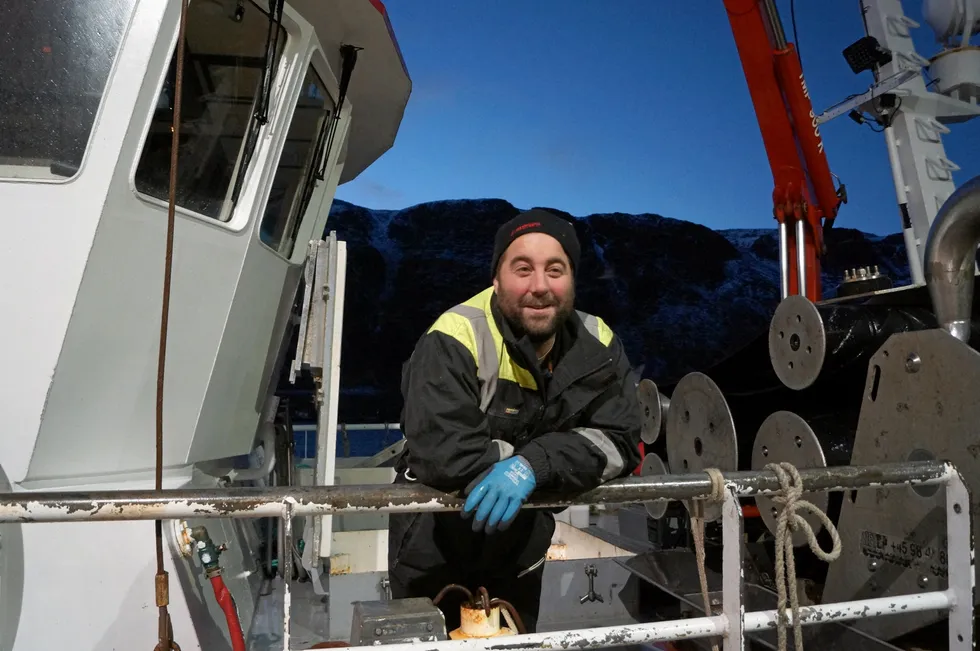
[[0, 461, 951, 524]]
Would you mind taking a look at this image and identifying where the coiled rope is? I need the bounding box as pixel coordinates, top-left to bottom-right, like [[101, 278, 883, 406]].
[[690, 463, 842, 651], [689, 468, 725, 651]]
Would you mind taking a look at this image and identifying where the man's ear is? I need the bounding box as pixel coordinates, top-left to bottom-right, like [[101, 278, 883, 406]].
[[492, 277, 499, 293]]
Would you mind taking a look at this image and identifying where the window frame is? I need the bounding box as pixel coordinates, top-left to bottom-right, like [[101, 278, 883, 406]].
[[0, 0, 140, 184], [127, 0, 304, 234], [254, 45, 341, 261]]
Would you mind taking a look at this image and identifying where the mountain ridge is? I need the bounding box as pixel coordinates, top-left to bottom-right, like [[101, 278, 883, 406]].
[[317, 197, 912, 423]]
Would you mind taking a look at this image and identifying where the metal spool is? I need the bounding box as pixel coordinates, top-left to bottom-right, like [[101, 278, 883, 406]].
[[751, 410, 854, 547], [770, 295, 946, 391], [769, 295, 827, 391], [637, 378, 668, 444], [639, 452, 669, 520], [665, 372, 738, 522]]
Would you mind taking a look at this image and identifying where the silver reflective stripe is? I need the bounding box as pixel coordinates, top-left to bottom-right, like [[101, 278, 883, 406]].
[[573, 426, 625, 481], [578, 311, 601, 341], [493, 439, 515, 461], [517, 555, 546, 578], [449, 304, 499, 412]]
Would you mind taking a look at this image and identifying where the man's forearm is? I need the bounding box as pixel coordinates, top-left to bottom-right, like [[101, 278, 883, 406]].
[[516, 425, 637, 493], [407, 436, 514, 490]]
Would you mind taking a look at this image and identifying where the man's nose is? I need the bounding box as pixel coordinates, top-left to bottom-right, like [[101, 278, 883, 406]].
[[529, 270, 549, 294]]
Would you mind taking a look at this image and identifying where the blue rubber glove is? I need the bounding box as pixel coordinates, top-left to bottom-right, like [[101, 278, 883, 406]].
[[462, 456, 536, 533]]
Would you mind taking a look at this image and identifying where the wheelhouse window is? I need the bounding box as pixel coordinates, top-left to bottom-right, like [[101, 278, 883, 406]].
[[0, 0, 137, 180], [259, 66, 334, 257], [134, 0, 287, 221]]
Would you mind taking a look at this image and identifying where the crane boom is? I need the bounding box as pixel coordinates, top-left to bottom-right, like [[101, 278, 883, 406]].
[[723, 0, 844, 301]]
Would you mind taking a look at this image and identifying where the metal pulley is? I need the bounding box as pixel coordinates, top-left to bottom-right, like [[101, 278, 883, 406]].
[[664, 372, 738, 522], [768, 294, 941, 390], [638, 452, 670, 520], [636, 378, 669, 444], [750, 410, 856, 547]]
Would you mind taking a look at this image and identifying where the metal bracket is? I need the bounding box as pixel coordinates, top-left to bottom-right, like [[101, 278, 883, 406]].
[[579, 564, 604, 604]]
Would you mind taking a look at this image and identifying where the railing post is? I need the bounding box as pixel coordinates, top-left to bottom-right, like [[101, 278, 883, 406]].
[[721, 485, 745, 651], [945, 468, 974, 651], [283, 504, 294, 651]]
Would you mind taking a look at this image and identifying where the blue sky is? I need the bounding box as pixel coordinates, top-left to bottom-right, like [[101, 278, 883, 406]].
[[336, 0, 979, 236]]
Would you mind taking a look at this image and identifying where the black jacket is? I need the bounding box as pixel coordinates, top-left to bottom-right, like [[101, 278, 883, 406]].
[[389, 287, 642, 575]]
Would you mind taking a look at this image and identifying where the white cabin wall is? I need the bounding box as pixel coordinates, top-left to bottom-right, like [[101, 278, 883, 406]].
[[24, 3, 327, 482], [0, 0, 159, 485], [191, 29, 354, 461]]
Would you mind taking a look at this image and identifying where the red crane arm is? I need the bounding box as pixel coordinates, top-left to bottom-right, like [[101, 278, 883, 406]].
[[723, 0, 844, 302]]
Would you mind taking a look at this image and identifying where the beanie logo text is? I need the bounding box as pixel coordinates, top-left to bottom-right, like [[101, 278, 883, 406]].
[[510, 221, 541, 237]]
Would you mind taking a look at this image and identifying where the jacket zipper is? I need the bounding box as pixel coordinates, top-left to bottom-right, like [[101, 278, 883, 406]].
[[523, 355, 613, 442]]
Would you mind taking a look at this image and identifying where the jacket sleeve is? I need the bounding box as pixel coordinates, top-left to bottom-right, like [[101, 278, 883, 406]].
[[516, 333, 643, 493], [399, 326, 514, 492]]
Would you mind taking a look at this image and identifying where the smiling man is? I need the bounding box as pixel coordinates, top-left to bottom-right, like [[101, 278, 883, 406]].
[[387, 208, 642, 634]]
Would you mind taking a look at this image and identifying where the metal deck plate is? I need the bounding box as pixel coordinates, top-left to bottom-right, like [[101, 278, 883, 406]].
[[822, 329, 980, 640]]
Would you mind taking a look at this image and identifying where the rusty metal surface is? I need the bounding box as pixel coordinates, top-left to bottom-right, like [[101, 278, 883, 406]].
[[0, 461, 951, 523], [823, 329, 980, 640]]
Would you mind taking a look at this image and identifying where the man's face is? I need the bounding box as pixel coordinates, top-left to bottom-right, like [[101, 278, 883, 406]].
[[493, 232, 575, 343]]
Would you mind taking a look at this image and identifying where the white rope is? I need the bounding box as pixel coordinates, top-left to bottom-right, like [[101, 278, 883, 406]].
[[690, 467, 726, 651], [765, 462, 842, 651], [689, 464, 842, 651]]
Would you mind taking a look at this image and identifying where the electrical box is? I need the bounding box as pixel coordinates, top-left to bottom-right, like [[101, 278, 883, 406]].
[[350, 598, 448, 645]]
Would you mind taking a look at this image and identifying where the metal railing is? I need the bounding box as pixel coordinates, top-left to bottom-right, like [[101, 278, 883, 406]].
[[0, 460, 971, 651], [0, 461, 949, 522]]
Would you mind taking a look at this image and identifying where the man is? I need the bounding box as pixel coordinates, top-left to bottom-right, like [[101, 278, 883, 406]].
[[387, 208, 642, 634]]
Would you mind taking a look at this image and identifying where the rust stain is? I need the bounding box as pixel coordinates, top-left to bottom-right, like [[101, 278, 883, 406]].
[[546, 543, 567, 561], [449, 627, 513, 640]]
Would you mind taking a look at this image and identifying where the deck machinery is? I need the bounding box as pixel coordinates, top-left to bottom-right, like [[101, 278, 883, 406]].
[[0, 0, 977, 650], [632, 0, 980, 649]]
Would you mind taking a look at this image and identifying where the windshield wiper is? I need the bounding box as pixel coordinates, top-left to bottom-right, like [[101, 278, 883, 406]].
[[293, 44, 361, 223], [230, 0, 286, 205]]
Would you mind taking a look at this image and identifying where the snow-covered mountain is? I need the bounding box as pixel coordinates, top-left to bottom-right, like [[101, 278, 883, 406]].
[[318, 198, 912, 424]]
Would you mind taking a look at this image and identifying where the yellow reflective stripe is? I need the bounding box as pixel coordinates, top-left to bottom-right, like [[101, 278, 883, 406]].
[[464, 287, 537, 391], [427, 312, 478, 367], [501, 352, 538, 391], [594, 316, 614, 346], [461, 287, 494, 310], [579, 311, 615, 348]]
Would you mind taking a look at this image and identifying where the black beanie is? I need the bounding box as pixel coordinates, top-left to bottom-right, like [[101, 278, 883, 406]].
[[490, 209, 581, 278]]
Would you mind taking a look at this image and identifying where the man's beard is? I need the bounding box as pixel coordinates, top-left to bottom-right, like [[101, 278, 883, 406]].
[[498, 288, 575, 345]]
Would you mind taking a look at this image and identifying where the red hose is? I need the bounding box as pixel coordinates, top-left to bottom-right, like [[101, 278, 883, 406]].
[[632, 441, 646, 476], [210, 575, 246, 651]]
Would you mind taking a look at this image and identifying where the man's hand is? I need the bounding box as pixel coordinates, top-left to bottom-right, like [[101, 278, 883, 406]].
[[462, 456, 536, 533]]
